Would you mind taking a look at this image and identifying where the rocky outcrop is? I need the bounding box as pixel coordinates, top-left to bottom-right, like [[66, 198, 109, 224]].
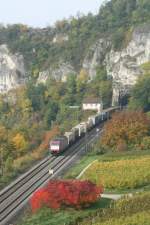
[[37, 62, 76, 83], [0, 45, 26, 93], [1, 25, 149, 106], [83, 39, 111, 80], [83, 25, 150, 105], [52, 34, 69, 43], [106, 25, 150, 105]]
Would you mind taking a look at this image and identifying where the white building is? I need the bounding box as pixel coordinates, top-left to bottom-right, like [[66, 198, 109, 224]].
[[82, 98, 103, 113]]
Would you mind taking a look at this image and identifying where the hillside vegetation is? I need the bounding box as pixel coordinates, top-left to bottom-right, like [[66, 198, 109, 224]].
[[0, 1, 150, 225], [0, 0, 148, 224], [0, 69, 112, 189], [0, 0, 150, 190], [0, 0, 149, 74]]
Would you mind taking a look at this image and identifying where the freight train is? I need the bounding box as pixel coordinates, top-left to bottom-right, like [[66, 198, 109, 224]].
[[49, 107, 119, 155]]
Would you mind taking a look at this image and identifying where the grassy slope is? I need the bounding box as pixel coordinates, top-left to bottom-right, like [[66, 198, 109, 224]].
[[95, 211, 150, 225], [19, 198, 111, 225], [18, 150, 150, 225], [64, 150, 150, 193], [64, 150, 150, 178], [19, 192, 150, 225]]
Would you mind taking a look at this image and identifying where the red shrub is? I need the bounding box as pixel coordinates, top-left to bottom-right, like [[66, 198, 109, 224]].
[[30, 188, 50, 212], [30, 180, 103, 212]]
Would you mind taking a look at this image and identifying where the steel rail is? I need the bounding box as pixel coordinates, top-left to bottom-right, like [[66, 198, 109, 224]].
[[0, 124, 103, 225], [0, 156, 56, 203]]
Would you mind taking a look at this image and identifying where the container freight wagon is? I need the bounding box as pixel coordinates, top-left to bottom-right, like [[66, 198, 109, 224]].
[[64, 131, 75, 145], [87, 118, 93, 130], [103, 106, 120, 119], [95, 114, 102, 124], [50, 136, 68, 154], [74, 123, 86, 137], [79, 122, 87, 132], [71, 127, 79, 139], [49, 106, 120, 156], [96, 112, 107, 121], [88, 114, 99, 126]]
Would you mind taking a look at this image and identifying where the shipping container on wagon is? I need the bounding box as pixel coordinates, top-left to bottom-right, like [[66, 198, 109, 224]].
[[95, 114, 101, 124], [79, 122, 87, 132], [50, 136, 68, 154], [64, 131, 75, 145], [74, 123, 86, 137], [99, 112, 107, 121], [87, 117, 94, 130], [102, 106, 120, 120], [88, 114, 97, 126], [71, 126, 79, 139]]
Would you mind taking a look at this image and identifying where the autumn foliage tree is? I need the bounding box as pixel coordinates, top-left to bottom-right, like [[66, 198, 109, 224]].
[[39, 126, 60, 150], [101, 111, 150, 151], [30, 180, 103, 212], [12, 133, 29, 156]]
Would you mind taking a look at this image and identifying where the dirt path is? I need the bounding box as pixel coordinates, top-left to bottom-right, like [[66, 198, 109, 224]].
[[101, 193, 133, 200]]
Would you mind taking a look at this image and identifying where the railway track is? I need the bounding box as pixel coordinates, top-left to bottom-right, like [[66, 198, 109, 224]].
[[0, 124, 103, 225]]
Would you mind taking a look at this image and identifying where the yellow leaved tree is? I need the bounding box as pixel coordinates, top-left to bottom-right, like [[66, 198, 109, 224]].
[[12, 133, 28, 156]]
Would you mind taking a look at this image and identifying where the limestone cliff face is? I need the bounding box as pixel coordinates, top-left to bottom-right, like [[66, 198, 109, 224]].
[[0, 45, 26, 93], [1, 25, 149, 106], [83, 25, 150, 105], [106, 26, 150, 105], [37, 62, 76, 83], [52, 34, 69, 43], [83, 39, 111, 80]]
